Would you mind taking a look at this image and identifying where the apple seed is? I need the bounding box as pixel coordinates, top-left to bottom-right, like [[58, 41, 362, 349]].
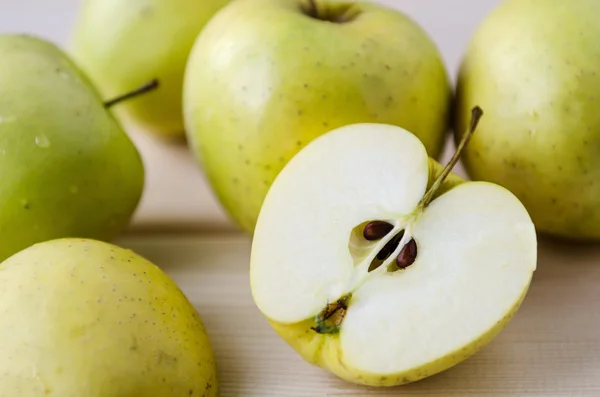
[[396, 238, 417, 268], [368, 229, 405, 273], [363, 221, 394, 240]]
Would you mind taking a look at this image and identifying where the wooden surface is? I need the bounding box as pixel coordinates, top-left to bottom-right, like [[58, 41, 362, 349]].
[[125, 129, 236, 234], [115, 233, 600, 397]]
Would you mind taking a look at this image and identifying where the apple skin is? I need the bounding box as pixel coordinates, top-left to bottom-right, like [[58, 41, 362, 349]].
[[183, 0, 452, 233], [70, 0, 230, 139], [454, 0, 600, 240], [0, 34, 144, 263], [269, 290, 528, 387], [0, 238, 218, 396]]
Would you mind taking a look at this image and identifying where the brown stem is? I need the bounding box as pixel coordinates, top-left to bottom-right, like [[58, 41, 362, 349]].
[[304, 0, 318, 18], [104, 79, 159, 108], [419, 106, 484, 208], [334, 5, 361, 23]]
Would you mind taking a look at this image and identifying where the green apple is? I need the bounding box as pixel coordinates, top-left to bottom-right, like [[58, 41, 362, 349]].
[[183, 0, 452, 233], [70, 0, 231, 139], [0, 238, 218, 396], [0, 34, 144, 263], [250, 108, 537, 387], [454, 0, 600, 240]]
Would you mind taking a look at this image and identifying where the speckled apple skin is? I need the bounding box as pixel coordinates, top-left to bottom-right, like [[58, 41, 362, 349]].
[[454, 0, 600, 240], [184, 0, 452, 233], [0, 238, 218, 397]]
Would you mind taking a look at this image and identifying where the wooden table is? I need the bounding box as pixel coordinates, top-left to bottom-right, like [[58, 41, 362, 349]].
[[115, 233, 600, 396]]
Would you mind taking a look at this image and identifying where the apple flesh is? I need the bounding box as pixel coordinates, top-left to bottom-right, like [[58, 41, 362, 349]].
[[250, 118, 537, 386], [183, 0, 452, 233]]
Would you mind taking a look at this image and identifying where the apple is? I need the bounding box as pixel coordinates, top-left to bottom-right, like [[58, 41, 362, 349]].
[[183, 0, 452, 233], [249, 107, 537, 387], [0, 34, 145, 263], [453, 0, 600, 240], [0, 238, 218, 396], [70, 0, 231, 139]]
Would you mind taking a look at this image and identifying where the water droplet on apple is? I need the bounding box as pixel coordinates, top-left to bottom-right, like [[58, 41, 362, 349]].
[[35, 134, 50, 148], [0, 115, 16, 125]]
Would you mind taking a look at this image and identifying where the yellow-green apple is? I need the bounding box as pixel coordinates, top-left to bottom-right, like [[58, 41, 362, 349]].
[[0, 238, 218, 396], [183, 0, 453, 233], [454, 0, 600, 240], [70, 0, 231, 139], [249, 108, 537, 386], [0, 34, 144, 263]]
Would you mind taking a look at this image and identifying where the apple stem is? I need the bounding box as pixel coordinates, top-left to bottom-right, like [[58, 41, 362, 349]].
[[333, 4, 361, 23], [104, 79, 160, 108], [304, 0, 319, 19], [419, 106, 484, 208]]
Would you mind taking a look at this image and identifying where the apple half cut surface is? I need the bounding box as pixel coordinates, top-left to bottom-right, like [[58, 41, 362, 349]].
[[250, 107, 537, 387]]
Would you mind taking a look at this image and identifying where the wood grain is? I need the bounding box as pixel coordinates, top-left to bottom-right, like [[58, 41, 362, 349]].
[[116, 234, 600, 397]]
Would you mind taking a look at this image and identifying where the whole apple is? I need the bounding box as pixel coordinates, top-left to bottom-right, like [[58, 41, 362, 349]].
[[454, 0, 600, 240], [183, 0, 452, 233], [0, 34, 144, 262], [0, 238, 218, 396], [70, 0, 231, 139]]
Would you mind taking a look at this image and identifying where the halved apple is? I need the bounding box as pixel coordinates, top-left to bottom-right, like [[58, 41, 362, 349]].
[[250, 108, 537, 387]]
